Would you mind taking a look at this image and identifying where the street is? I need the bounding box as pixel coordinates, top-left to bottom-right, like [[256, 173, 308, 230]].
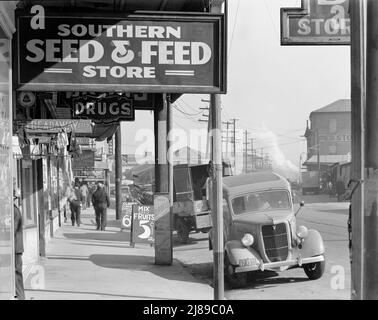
[[173, 194, 351, 300]]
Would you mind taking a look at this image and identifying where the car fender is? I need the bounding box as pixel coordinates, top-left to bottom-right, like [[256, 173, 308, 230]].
[[225, 240, 262, 266], [298, 229, 325, 258]]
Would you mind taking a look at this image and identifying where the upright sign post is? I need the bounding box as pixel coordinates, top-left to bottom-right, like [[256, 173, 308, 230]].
[[281, 0, 350, 45]]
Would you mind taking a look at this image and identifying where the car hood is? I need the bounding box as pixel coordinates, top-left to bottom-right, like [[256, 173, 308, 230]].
[[233, 210, 293, 225]]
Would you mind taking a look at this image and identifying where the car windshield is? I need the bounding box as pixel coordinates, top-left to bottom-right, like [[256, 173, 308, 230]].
[[231, 190, 291, 215]]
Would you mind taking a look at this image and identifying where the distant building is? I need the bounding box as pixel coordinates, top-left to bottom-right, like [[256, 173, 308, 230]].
[[303, 99, 351, 173]]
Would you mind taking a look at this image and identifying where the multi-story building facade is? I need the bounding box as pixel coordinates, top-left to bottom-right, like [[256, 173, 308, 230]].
[[303, 99, 351, 175]]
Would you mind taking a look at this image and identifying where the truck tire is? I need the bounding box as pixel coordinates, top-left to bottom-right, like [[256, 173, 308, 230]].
[[177, 217, 190, 244]]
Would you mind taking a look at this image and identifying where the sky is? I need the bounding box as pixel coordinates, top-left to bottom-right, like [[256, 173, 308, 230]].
[[122, 0, 351, 178]]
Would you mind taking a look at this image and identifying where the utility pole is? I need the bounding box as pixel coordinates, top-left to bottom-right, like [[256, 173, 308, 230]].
[[230, 118, 239, 169], [350, 0, 366, 300], [261, 148, 264, 170], [210, 0, 225, 301], [199, 105, 210, 160], [243, 130, 249, 173], [223, 121, 232, 159]]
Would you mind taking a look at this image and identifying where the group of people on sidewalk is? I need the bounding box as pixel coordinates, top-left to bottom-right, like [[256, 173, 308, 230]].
[[67, 181, 110, 231]]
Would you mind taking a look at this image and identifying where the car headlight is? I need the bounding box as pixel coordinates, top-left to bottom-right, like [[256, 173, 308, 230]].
[[241, 233, 254, 247], [297, 226, 309, 239]]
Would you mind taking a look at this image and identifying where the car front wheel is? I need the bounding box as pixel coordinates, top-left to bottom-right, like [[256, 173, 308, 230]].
[[224, 254, 248, 288], [303, 258, 325, 280]]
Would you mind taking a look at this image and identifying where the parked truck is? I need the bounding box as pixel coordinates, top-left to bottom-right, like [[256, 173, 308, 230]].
[[173, 162, 233, 243], [301, 171, 320, 195]]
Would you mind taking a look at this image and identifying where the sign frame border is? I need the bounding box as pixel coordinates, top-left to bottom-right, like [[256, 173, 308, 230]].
[[280, 0, 350, 46], [15, 10, 227, 94]]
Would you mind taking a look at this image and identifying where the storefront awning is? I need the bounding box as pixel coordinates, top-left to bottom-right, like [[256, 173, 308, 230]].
[[303, 154, 351, 166]]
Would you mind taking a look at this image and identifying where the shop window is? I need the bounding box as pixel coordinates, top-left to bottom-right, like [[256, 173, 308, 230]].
[[20, 160, 38, 227]]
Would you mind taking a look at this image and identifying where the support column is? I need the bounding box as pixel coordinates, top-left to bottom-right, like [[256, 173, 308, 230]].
[[210, 0, 225, 301], [154, 94, 172, 265], [210, 94, 224, 300], [364, 0, 378, 299], [115, 125, 122, 220]]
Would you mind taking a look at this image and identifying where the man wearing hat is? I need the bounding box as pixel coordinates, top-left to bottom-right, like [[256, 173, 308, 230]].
[[92, 182, 110, 231]]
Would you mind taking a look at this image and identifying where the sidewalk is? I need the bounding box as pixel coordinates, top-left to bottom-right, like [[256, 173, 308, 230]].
[[24, 207, 213, 300]]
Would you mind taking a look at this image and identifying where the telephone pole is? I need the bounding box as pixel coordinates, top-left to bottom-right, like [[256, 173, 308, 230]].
[[250, 138, 255, 171], [261, 148, 264, 170], [243, 130, 249, 173], [223, 120, 232, 158], [230, 118, 239, 169]]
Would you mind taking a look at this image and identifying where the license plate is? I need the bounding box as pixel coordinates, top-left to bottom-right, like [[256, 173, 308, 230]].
[[238, 257, 257, 268]]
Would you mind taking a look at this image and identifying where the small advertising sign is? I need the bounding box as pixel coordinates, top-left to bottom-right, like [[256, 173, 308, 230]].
[[281, 0, 350, 45], [131, 204, 154, 245], [72, 95, 134, 123], [72, 150, 95, 169], [16, 13, 226, 93], [22, 119, 93, 134], [121, 201, 133, 230], [154, 193, 172, 265], [59, 92, 155, 110]]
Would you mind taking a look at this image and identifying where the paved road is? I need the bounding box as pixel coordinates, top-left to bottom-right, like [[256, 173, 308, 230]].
[[173, 196, 351, 300]]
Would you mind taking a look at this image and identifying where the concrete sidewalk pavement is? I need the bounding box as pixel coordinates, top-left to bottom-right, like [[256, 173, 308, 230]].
[[24, 207, 213, 300]]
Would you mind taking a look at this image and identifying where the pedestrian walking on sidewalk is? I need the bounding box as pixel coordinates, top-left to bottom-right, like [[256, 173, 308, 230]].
[[80, 182, 89, 210], [92, 182, 110, 231], [68, 183, 83, 227], [13, 188, 25, 300]]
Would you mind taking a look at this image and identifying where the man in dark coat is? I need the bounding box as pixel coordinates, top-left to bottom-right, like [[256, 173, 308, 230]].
[[92, 182, 110, 231], [14, 189, 25, 300]]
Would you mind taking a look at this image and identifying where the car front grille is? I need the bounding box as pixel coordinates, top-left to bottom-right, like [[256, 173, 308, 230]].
[[262, 223, 289, 262]]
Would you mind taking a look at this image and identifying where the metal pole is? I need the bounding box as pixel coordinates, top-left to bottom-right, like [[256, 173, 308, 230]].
[[210, 93, 224, 300], [115, 124, 122, 220], [350, 0, 366, 300], [364, 0, 378, 299], [210, 0, 225, 301]]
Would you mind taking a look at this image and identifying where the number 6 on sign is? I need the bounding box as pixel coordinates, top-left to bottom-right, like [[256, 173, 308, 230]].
[[138, 220, 151, 239], [122, 215, 131, 228]]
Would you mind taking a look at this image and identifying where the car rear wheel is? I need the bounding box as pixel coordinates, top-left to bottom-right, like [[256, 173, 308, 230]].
[[224, 254, 248, 288], [303, 258, 325, 280]]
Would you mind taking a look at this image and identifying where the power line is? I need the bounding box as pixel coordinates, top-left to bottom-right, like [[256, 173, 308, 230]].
[[228, 0, 241, 59]]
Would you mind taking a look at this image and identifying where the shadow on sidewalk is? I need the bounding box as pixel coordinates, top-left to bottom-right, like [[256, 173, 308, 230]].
[[89, 254, 204, 284], [63, 231, 130, 242]]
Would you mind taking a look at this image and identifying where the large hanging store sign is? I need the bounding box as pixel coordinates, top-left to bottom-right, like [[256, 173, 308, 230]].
[[16, 13, 226, 93], [281, 0, 350, 45]]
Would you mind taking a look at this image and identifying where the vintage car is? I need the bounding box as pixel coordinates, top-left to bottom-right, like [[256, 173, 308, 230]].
[[209, 172, 325, 288]]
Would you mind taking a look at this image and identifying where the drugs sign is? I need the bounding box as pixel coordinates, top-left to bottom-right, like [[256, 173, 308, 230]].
[[72, 95, 134, 123], [131, 205, 154, 244], [281, 0, 350, 45], [16, 12, 226, 93]]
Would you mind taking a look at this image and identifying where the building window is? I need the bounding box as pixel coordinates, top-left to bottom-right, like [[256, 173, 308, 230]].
[[329, 119, 337, 133]]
